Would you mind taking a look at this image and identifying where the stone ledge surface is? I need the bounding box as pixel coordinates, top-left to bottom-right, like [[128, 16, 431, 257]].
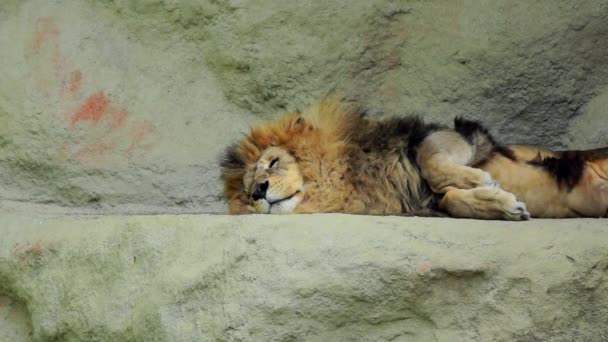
[[1, 211, 607, 341]]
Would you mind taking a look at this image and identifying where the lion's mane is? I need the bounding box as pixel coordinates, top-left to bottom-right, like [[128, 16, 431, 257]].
[[220, 99, 442, 215]]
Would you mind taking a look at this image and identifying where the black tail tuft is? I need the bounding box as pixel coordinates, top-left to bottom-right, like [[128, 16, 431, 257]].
[[453, 117, 514, 165]]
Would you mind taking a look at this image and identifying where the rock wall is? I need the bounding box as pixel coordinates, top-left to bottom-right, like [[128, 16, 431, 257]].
[[1, 0, 608, 210], [2, 3, 608, 340], [1, 212, 608, 341], [0, 0, 608, 212]]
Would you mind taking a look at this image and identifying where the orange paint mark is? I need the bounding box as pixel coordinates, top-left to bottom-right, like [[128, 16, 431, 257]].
[[32, 18, 59, 50], [127, 120, 155, 152], [416, 261, 432, 274], [11, 243, 31, 256], [26, 17, 64, 97], [25, 18, 156, 165], [31, 242, 42, 254], [70, 91, 111, 128], [78, 142, 116, 156], [67, 70, 82, 94], [108, 107, 128, 128], [75, 142, 117, 164], [11, 241, 43, 261]]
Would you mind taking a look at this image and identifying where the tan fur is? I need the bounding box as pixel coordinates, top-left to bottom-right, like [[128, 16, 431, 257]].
[[222, 99, 607, 219], [416, 131, 529, 219], [439, 187, 528, 220], [416, 131, 496, 193], [223, 98, 431, 215], [480, 146, 608, 218]]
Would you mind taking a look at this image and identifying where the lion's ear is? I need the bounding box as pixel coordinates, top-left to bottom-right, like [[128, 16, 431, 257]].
[[220, 143, 245, 174], [220, 143, 248, 200]]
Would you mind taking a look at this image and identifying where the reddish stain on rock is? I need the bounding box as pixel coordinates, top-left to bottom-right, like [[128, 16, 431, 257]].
[[31, 242, 42, 254], [11, 243, 31, 256], [67, 70, 82, 94], [108, 107, 128, 128], [32, 17, 59, 51], [75, 142, 118, 164], [11, 242, 43, 261], [70, 91, 111, 128], [26, 18, 156, 164], [417, 261, 432, 274], [27, 17, 63, 95], [127, 120, 155, 152]]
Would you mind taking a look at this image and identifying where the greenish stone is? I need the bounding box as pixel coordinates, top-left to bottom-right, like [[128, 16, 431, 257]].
[[1, 211, 607, 341]]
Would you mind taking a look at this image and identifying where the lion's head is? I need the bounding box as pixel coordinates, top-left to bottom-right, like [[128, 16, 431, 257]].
[[220, 99, 360, 214], [220, 111, 309, 214], [242, 146, 305, 214], [220, 99, 439, 215]]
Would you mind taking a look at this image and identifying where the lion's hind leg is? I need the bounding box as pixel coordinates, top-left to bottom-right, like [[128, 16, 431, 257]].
[[416, 130, 497, 193], [416, 119, 530, 220], [567, 159, 608, 218], [562, 147, 608, 217], [593, 159, 608, 180], [439, 187, 531, 221]]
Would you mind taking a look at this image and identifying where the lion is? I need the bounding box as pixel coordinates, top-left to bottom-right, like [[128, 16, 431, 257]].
[[220, 99, 608, 220]]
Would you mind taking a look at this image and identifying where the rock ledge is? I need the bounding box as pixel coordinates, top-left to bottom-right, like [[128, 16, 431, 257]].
[[1, 211, 607, 341]]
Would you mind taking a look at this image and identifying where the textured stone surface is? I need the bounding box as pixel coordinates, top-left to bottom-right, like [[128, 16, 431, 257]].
[[2, 2, 608, 340], [0, 0, 249, 212], [1, 210, 608, 341], [1, 0, 608, 211]]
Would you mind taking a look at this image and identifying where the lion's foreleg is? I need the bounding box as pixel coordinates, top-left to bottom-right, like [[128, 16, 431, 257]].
[[439, 187, 530, 221]]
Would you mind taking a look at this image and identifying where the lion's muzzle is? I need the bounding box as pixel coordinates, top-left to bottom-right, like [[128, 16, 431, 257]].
[[251, 181, 269, 201]]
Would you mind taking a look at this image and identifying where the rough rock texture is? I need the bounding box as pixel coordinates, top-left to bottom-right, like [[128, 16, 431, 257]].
[[0, 0, 249, 212], [1, 0, 608, 211], [1, 210, 608, 341], [2, 2, 607, 340]]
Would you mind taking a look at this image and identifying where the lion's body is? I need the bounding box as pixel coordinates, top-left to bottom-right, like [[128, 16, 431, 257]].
[[480, 145, 608, 218], [221, 99, 608, 219]]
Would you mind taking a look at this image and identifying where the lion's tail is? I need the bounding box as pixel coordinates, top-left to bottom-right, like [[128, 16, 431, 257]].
[[453, 117, 608, 165], [453, 117, 509, 166], [560, 147, 608, 161]]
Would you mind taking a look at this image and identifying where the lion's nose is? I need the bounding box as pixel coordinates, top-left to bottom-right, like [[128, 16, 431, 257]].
[[251, 181, 269, 201]]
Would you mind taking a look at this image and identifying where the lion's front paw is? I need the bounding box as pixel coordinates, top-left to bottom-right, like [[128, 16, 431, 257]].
[[442, 186, 531, 221], [473, 187, 530, 221], [503, 199, 531, 221]]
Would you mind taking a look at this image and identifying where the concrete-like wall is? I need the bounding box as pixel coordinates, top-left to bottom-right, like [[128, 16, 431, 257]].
[[1, 0, 607, 211]]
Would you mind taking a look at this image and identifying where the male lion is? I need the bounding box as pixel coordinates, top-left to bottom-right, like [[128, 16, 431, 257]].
[[220, 99, 608, 220]]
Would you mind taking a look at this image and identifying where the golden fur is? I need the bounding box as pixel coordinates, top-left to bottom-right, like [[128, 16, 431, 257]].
[[221, 99, 608, 219]]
